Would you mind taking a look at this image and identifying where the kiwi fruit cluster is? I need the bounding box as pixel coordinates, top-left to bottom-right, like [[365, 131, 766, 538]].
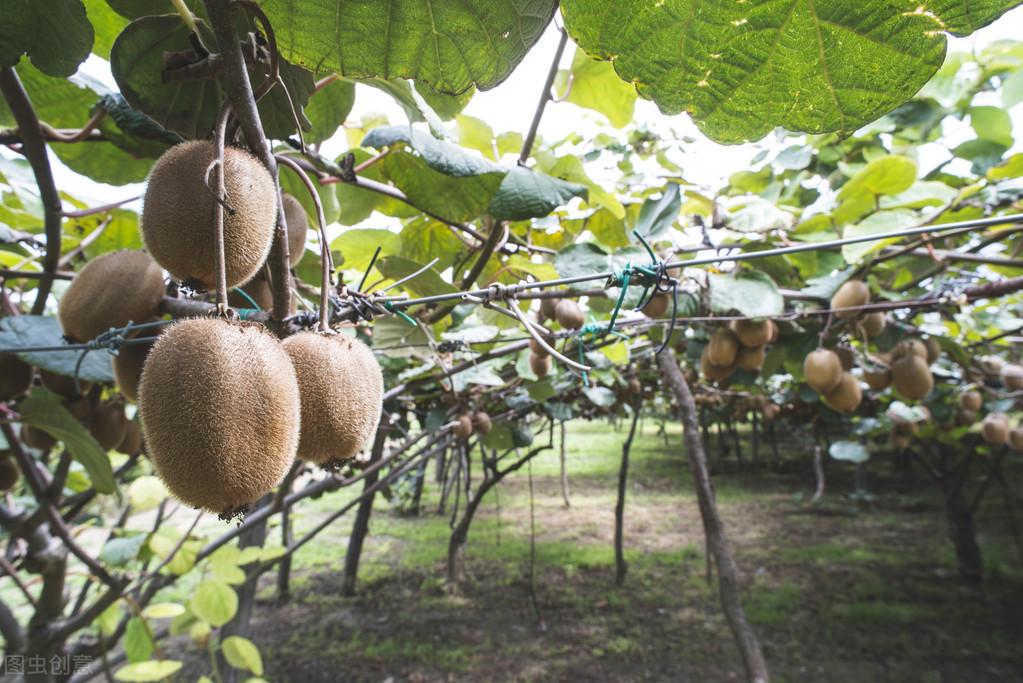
[[0, 353, 33, 401], [58, 250, 165, 342], [471, 411, 493, 434], [113, 331, 157, 403], [803, 348, 862, 414], [142, 141, 278, 290], [281, 332, 384, 468], [830, 279, 870, 320], [641, 292, 670, 318], [0, 452, 18, 491], [888, 340, 934, 401], [452, 410, 494, 439], [701, 320, 776, 383], [553, 300, 585, 330], [955, 390, 983, 426]]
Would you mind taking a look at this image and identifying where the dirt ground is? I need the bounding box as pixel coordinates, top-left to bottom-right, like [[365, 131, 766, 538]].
[[175, 421, 1023, 682]]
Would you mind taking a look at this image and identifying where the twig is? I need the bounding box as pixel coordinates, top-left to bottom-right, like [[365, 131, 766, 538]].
[[519, 28, 569, 166]]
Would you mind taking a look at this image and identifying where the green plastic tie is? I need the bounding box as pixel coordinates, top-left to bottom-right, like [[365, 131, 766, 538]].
[[384, 301, 417, 327], [231, 287, 261, 310]]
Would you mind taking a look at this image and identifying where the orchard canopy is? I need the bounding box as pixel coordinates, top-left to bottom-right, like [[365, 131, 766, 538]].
[[1, 1, 1023, 682]]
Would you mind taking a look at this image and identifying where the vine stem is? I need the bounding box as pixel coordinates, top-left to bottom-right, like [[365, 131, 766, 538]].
[[276, 155, 330, 330], [519, 27, 569, 166], [210, 101, 232, 310]]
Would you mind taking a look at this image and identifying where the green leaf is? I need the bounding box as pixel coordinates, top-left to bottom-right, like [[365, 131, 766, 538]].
[[101, 534, 148, 566], [141, 603, 186, 620], [375, 256, 457, 298], [970, 105, 1014, 147], [1003, 68, 1023, 107], [331, 229, 402, 274], [632, 184, 681, 241], [399, 217, 463, 271], [829, 441, 870, 463], [190, 580, 237, 628], [488, 166, 587, 221], [262, 0, 558, 94], [554, 47, 637, 128], [0, 315, 116, 383], [83, 0, 130, 59], [417, 82, 475, 120], [128, 476, 167, 513], [841, 208, 918, 264], [124, 617, 154, 663], [305, 78, 356, 144], [222, 636, 264, 676], [561, 1, 1017, 143], [18, 388, 116, 493], [708, 271, 783, 318], [987, 153, 1023, 181], [0, 0, 94, 77], [584, 386, 617, 407], [114, 660, 183, 682], [545, 154, 624, 218]]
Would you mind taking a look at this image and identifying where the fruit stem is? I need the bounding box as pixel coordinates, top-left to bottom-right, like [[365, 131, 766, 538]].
[[211, 101, 232, 313], [169, 0, 199, 33]]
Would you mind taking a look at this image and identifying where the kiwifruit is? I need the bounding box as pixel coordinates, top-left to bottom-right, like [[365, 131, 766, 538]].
[[978, 355, 1005, 377], [453, 415, 473, 439], [729, 320, 773, 349], [891, 432, 911, 450], [539, 297, 559, 320], [20, 424, 55, 450], [138, 318, 300, 513], [471, 411, 492, 435], [529, 352, 551, 378], [282, 193, 307, 267], [554, 300, 585, 330], [1009, 427, 1023, 453], [700, 348, 733, 382], [891, 355, 933, 401], [641, 293, 670, 318], [117, 420, 143, 455], [859, 312, 886, 338], [894, 339, 928, 361], [113, 333, 157, 403], [831, 280, 869, 319], [735, 345, 766, 372], [1001, 364, 1023, 391], [228, 274, 273, 310], [142, 141, 278, 289], [924, 338, 941, 364], [981, 413, 1010, 445], [863, 367, 891, 391], [58, 250, 165, 342], [90, 401, 129, 451], [0, 458, 18, 490], [626, 378, 642, 397], [803, 349, 843, 394], [823, 372, 862, 413], [66, 395, 93, 421], [281, 332, 384, 466], [39, 369, 92, 398], [836, 346, 855, 372], [955, 409, 976, 427], [706, 327, 740, 367], [0, 353, 32, 401], [958, 391, 983, 412]]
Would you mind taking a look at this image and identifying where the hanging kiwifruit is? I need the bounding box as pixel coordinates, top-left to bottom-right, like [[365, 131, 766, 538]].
[[978, 355, 1005, 378], [707, 327, 740, 367], [471, 411, 493, 435], [626, 378, 642, 398], [958, 390, 983, 412], [117, 420, 143, 455], [1009, 427, 1023, 453], [955, 409, 976, 427], [735, 345, 766, 372], [981, 413, 1010, 445], [1001, 364, 1023, 391], [66, 395, 93, 422], [530, 352, 551, 378], [804, 349, 843, 394], [138, 318, 300, 513], [831, 280, 870, 319], [823, 372, 862, 413], [281, 332, 384, 466], [58, 251, 165, 342], [142, 141, 278, 289], [113, 332, 157, 403], [453, 415, 473, 438], [891, 355, 933, 401], [539, 297, 559, 320], [729, 320, 773, 349], [642, 292, 670, 318], [282, 193, 308, 267], [90, 401, 129, 451], [554, 300, 585, 330], [0, 458, 18, 490], [20, 424, 55, 450], [924, 338, 941, 364], [0, 353, 32, 401], [894, 340, 928, 361], [859, 312, 886, 338], [863, 366, 891, 391], [700, 348, 733, 382], [39, 369, 91, 398]]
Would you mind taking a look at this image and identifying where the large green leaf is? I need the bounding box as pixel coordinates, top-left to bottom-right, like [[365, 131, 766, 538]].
[[632, 184, 681, 241], [560, 0, 1022, 144], [554, 47, 638, 128], [331, 228, 401, 274], [83, 0, 130, 59], [262, 0, 559, 93], [0, 315, 116, 383], [708, 271, 784, 318], [842, 208, 918, 263], [190, 580, 237, 627], [488, 166, 587, 221], [399, 217, 463, 272], [0, 0, 94, 77], [222, 636, 263, 676], [305, 78, 356, 144], [114, 661, 183, 683]]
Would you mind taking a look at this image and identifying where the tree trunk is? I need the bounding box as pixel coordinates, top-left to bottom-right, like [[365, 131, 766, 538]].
[[614, 404, 641, 585], [657, 349, 770, 683], [341, 422, 390, 596]]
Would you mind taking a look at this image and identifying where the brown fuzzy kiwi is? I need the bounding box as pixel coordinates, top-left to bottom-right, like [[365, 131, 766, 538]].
[[641, 292, 669, 318], [554, 300, 585, 330], [803, 349, 843, 394], [978, 355, 1005, 377], [700, 348, 733, 382], [729, 320, 772, 349], [282, 193, 308, 267], [859, 312, 886, 338], [1001, 364, 1023, 391], [836, 346, 855, 372], [113, 333, 156, 403], [831, 280, 869, 319], [706, 327, 740, 367], [90, 401, 129, 451], [0, 458, 18, 491], [453, 415, 473, 439], [539, 297, 559, 320], [117, 420, 143, 455], [924, 338, 941, 364], [958, 391, 983, 412], [894, 340, 928, 361], [863, 367, 891, 391], [228, 273, 298, 314], [626, 378, 642, 397], [20, 424, 55, 450], [0, 353, 32, 401], [891, 355, 933, 401], [138, 318, 300, 513], [735, 345, 766, 372], [66, 395, 93, 422], [142, 141, 277, 289], [823, 372, 862, 413], [39, 369, 92, 398], [981, 414, 1009, 445], [529, 352, 551, 378], [1009, 427, 1023, 453], [281, 332, 384, 466], [58, 251, 165, 342], [471, 411, 493, 435], [955, 409, 976, 427]]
